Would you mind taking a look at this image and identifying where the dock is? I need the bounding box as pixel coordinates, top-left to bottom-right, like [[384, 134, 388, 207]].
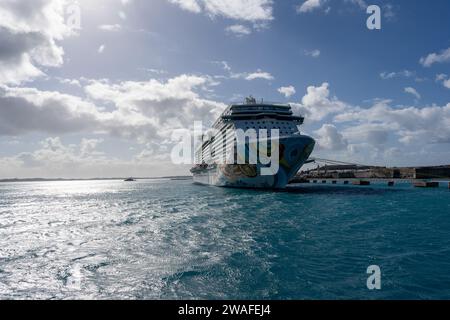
[[290, 178, 449, 189], [413, 181, 440, 188], [292, 161, 450, 190], [352, 180, 370, 186]]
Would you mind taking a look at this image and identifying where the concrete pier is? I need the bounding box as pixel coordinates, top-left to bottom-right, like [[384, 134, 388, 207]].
[[352, 180, 370, 186], [290, 176, 448, 189], [413, 181, 439, 188]]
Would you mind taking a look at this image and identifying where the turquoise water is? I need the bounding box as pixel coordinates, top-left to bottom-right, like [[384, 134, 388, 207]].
[[0, 179, 449, 300]]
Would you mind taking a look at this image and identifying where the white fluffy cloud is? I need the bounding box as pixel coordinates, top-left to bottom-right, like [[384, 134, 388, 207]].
[[314, 124, 348, 151], [98, 45, 106, 54], [292, 82, 348, 122], [334, 99, 450, 145], [0, 75, 226, 142], [222, 63, 274, 81], [168, 0, 202, 13], [98, 24, 122, 32], [0, 136, 187, 179], [304, 49, 321, 58], [443, 80, 450, 89], [404, 87, 421, 100], [84, 75, 226, 133], [380, 70, 415, 80], [167, 0, 274, 22], [278, 86, 296, 98], [420, 47, 450, 67], [225, 24, 252, 36], [297, 0, 324, 13], [436, 74, 450, 89], [0, 0, 73, 85], [244, 70, 274, 81], [288, 83, 450, 164], [0, 85, 107, 136]]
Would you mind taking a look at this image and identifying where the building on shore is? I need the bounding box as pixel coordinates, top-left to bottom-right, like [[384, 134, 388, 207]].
[[297, 165, 450, 180]]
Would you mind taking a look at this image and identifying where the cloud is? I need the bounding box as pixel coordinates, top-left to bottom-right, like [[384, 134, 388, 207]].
[[0, 136, 187, 179], [0, 0, 74, 85], [435, 74, 450, 89], [244, 70, 274, 81], [345, 0, 367, 10], [217, 63, 274, 81], [57, 78, 82, 87], [404, 87, 421, 100], [0, 75, 226, 142], [225, 24, 252, 36], [436, 74, 447, 82], [292, 82, 349, 122], [420, 47, 450, 67], [314, 124, 348, 151], [167, 0, 274, 22], [443, 80, 450, 89], [342, 123, 391, 147], [383, 4, 396, 20], [297, 0, 324, 13], [99, 24, 122, 32], [0, 85, 107, 136], [334, 99, 450, 145], [119, 11, 127, 20], [290, 83, 450, 160], [278, 86, 296, 98], [83, 75, 226, 138], [168, 0, 202, 13], [213, 60, 232, 72], [121, 0, 134, 5], [304, 49, 321, 58], [379, 70, 415, 80], [380, 70, 426, 83]]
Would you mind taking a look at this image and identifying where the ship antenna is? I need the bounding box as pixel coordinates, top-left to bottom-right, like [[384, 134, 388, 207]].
[[245, 95, 257, 104]]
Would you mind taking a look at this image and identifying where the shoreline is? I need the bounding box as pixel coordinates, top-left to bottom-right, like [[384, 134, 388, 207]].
[[0, 176, 193, 183]]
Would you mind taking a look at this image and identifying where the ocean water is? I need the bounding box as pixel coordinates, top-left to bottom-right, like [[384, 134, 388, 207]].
[[0, 179, 449, 300]]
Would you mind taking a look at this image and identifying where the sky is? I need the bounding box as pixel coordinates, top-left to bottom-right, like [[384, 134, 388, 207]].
[[1, 0, 450, 178]]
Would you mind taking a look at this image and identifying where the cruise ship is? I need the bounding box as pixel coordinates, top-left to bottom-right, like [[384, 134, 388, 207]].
[[191, 97, 315, 189]]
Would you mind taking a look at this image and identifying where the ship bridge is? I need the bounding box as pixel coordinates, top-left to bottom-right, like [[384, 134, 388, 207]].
[[219, 98, 304, 125]]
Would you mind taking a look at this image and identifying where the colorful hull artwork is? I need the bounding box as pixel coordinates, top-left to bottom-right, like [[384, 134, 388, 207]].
[[192, 135, 315, 189]]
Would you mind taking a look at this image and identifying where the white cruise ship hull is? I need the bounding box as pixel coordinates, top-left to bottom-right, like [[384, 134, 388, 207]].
[[192, 135, 315, 189]]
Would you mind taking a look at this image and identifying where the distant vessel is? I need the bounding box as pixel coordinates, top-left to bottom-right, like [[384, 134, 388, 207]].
[[191, 97, 315, 189], [124, 178, 136, 182]]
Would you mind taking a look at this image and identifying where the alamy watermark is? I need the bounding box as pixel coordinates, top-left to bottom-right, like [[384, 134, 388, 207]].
[[171, 121, 281, 176], [367, 265, 382, 290], [65, 2, 82, 30], [367, 5, 382, 30]]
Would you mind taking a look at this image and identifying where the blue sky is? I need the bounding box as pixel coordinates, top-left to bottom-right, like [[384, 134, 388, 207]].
[[1, 0, 450, 178]]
